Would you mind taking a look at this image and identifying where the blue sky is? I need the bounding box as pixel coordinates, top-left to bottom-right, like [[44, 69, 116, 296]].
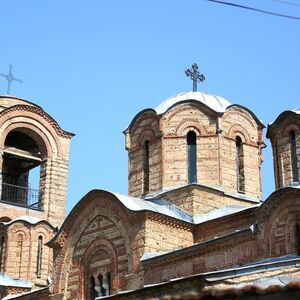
[[1, 0, 300, 212]]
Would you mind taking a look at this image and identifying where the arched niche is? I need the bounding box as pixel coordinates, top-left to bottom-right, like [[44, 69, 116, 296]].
[[0, 126, 52, 211]]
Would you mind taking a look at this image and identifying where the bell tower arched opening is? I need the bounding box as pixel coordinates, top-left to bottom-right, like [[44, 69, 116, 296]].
[[1, 129, 47, 210]]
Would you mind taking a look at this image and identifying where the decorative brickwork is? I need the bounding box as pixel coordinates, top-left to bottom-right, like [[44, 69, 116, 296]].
[[126, 97, 264, 200], [0, 96, 73, 297], [267, 111, 300, 189], [3, 92, 300, 300]]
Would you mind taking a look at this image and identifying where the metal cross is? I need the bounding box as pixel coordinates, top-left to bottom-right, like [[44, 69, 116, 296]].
[[0, 64, 23, 95], [185, 63, 205, 92]]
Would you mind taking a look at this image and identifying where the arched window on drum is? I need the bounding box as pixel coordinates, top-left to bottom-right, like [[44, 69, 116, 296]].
[[236, 136, 245, 193], [187, 131, 197, 184], [290, 130, 299, 183]]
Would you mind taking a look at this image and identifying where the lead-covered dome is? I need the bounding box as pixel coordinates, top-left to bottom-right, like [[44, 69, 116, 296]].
[[155, 91, 231, 115]]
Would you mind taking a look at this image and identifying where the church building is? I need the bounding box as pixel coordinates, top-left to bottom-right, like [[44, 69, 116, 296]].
[[0, 66, 299, 299]]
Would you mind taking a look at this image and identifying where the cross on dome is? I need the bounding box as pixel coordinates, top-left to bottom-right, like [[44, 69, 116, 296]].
[[0, 64, 22, 95], [185, 63, 205, 92]]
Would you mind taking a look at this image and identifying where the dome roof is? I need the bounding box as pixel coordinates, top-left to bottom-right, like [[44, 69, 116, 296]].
[[293, 107, 300, 114], [155, 91, 231, 115]]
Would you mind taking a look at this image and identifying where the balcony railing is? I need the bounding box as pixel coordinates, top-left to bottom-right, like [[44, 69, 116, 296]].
[[0, 183, 41, 210]]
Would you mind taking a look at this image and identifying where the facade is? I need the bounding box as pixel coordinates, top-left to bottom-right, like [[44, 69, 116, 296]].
[[0, 91, 299, 299]]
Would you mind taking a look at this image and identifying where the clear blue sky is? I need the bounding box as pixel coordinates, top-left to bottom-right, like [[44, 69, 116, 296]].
[[1, 0, 299, 212]]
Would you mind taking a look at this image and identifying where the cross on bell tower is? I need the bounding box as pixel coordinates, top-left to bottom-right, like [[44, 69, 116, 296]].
[[0, 64, 23, 95], [185, 63, 205, 92]]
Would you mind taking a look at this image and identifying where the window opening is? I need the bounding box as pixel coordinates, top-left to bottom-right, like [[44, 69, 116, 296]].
[[290, 130, 299, 182], [16, 234, 23, 278], [236, 136, 245, 193], [98, 273, 111, 296], [187, 131, 197, 184], [0, 236, 4, 272], [105, 272, 111, 295], [89, 276, 97, 300], [143, 140, 150, 194], [296, 224, 300, 256], [36, 236, 43, 278], [1, 130, 42, 209]]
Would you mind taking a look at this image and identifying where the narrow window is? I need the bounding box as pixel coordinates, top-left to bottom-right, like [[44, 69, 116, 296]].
[[236, 136, 245, 193], [105, 272, 111, 295], [16, 234, 23, 278], [89, 276, 97, 299], [143, 140, 150, 194], [36, 236, 43, 277], [290, 130, 299, 182], [187, 131, 197, 183], [296, 224, 300, 256], [98, 274, 104, 296], [0, 236, 4, 272], [97, 273, 111, 296]]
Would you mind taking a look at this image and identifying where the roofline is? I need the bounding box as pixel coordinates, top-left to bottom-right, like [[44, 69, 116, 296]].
[[110, 256, 300, 299], [0, 218, 56, 230], [141, 228, 253, 265], [145, 183, 261, 204], [257, 185, 300, 211], [226, 104, 265, 128], [0, 104, 75, 138], [123, 108, 157, 133], [0, 96, 75, 138], [157, 98, 223, 116], [47, 189, 193, 247], [267, 110, 300, 138], [0, 95, 44, 110]]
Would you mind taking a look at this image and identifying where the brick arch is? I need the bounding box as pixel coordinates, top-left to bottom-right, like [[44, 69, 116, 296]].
[[258, 190, 300, 256], [130, 112, 159, 137], [223, 107, 257, 130], [175, 119, 208, 136], [227, 124, 251, 144], [0, 104, 73, 139], [8, 225, 29, 239], [282, 123, 300, 136], [0, 117, 60, 158], [269, 208, 300, 257], [51, 191, 134, 295], [81, 237, 119, 298], [162, 103, 216, 122], [136, 127, 157, 147]]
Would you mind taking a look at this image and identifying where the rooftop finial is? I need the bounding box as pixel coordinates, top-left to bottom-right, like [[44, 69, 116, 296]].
[[0, 64, 23, 95], [185, 63, 205, 92]]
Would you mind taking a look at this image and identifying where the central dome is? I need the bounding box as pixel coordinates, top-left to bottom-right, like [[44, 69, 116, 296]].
[[155, 91, 231, 115]]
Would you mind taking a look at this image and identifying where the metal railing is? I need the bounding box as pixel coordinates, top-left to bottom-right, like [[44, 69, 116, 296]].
[[0, 183, 41, 210]]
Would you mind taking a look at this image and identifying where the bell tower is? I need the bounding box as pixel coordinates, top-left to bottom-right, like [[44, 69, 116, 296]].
[[267, 109, 300, 189], [0, 95, 74, 227]]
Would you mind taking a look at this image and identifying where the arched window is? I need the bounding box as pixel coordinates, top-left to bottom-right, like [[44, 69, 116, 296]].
[[187, 131, 197, 184], [36, 236, 43, 277], [236, 136, 245, 193], [143, 140, 150, 194], [290, 130, 299, 182], [0, 236, 4, 272], [2, 130, 43, 209], [16, 234, 23, 278]]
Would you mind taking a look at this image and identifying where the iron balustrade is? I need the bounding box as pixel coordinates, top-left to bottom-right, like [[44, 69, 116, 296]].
[[0, 183, 41, 210]]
